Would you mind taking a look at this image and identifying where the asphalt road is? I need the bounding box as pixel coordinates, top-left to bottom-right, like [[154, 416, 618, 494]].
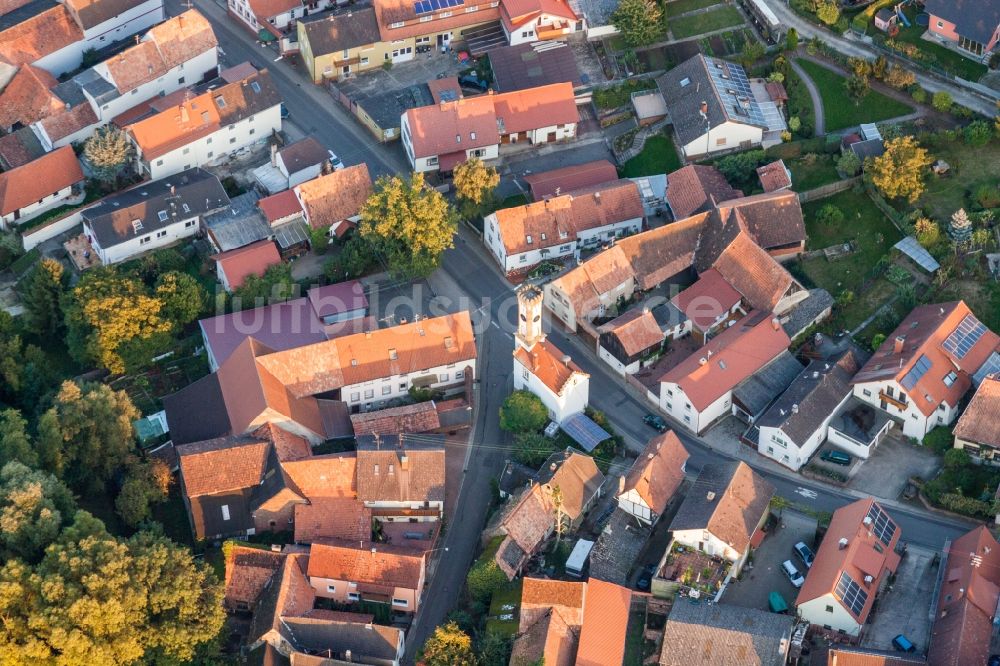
[[163, 2, 976, 657]]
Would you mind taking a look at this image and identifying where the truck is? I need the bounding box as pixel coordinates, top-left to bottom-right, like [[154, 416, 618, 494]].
[[565, 539, 595, 577]]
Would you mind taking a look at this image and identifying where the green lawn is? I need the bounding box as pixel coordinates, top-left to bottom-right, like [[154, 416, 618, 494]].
[[670, 6, 744, 39], [620, 133, 682, 177], [624, 610, 650, 666], [788, 154, 842, 190], [794, 58, 914, 131], [889, 7, 988, 82], [799, 188, 902, 329], [784, 66, 816, 138], [912, 139, 1000, 221], [486, 579, 522, 637], [664, 0, 720, 17], [593, 79, 659, 111]]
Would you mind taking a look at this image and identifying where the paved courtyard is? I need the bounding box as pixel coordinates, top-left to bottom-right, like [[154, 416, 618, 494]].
[[861, 545, 937, 652], [724, 509, 818, 611], [847, 436, 941, 500]]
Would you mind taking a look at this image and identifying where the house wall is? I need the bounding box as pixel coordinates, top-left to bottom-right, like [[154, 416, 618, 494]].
[[504, 12, 581, 45], [247, 408, 326, 444], [544, 276, 636, 333], [34, 41, 90, 78], [680, 121, 763, 158], [954, 435, 1000, 461], [513, 355, 588, 424], [300, 32, 392, 84], [758, 394, 851, 471], [828, 417, 893, 459], [660, 383, 730, 434], [365, 499, 444, 521], [85, 214, 201, 265], [309, 574, 422, 612], [252, 489, 305, 532], [618, 489, 653, 524], [851, 380, 955, 440], [0, 185, 76, 230], [341, 361, 474, 412], [229, 0, 311, 32], [926, 14, 960, 43], [136, 103, 282, 180], [76, 0, 165, 50], [797, 593, 862, 636], [672, 527, 744, 564], [91, 47, 218, 123]]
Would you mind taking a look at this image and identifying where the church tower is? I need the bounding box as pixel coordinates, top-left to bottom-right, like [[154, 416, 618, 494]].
[[515, 284, 545, 351]]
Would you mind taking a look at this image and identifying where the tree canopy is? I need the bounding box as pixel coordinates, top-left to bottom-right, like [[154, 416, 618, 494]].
[[0, 462, 75, 562], [610, 0, 663, 47], [233, 262, 297, 308], [22, 258, 66, 336], [359, 173, 457, 278], [419, 622, 476, 666], [84, 125, 132, 186], [453, 157, 500, 213], [869, 136, 932, 203], [499, 390, 549, 433], [0, 410, 37, 469]]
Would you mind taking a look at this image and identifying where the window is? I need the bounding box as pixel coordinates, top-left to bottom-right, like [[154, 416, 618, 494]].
[[131, 89, 138, 95], [440, 10, 452, 16], [361, 56, 369, 65], [347, 592, 360, 601], [249, 128, 255, 135], [221, 505, 231, 521], [767, 446, 773, 454], [382, 385, 391, 395], [184, 220, 196, 228], [158, 210, 168, 222], [526, 235, 533, 244], [936, 20, 943, 28], [825, 605, 834, 613], [420, 15, 431, 21], [139, 236, 151, 245], [156, 230, 167, 239], [456, 370, 464, 380], [229, 124, 236, 131], [230, 137, 237, 144], [715, 137, 727, 146], [519, 255, 527, 263], [466, 5, 477, 11], [440, 373, 449, 382], [399, 382, 407, 391], [326, 584, 336, 593], [943, 371, 958, 387], [416, 36, 430, 44], [666, 389, 673, 397], [522, 369, 529, 380], [684, 403, 691, 411], [350, 392, 360, 401], [207, 151, 213, 158], [155, 159, 164, 166], [862, 389, 872, 397], [666, 402, 673, 410], [216, 96, 227, 108], [390, 21, 404, 27], [342, 48, 350, 58], [178, 76, 185, 84], [206, 137, 213, 145], [426, 156, 439, 166], [392, 598, 408, 607], [364, 389, 374, 399], [683, 415, 691, 423]]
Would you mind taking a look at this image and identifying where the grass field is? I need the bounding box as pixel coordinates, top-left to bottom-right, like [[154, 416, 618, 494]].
[[794, 59, 914, 131], [486, 579, 522, 637], [788, 154, 842, 190], [664, 0, 720, 17], [670, 6, 744, 39], [620, 133, 683, 177], [913, 139, 1000, 220], [799, 188, 902, 329]]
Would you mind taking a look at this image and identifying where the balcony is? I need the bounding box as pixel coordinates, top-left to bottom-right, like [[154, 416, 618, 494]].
[[879, 390, 907, 411]]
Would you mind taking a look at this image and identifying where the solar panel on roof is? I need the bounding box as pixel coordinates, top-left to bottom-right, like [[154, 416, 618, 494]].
[[835, 572, 869, 618], [561, 413, 611, 453], [901, 354, 932, 390], [943, 314, 987, 360], [866, 502, 896, 546], [974, 351, 1000, 386]]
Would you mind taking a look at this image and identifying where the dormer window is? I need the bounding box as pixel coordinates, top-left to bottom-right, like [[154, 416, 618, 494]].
[[471, 131, 476, 140], [351, 359, 358, 366], [388, 464, 394, 475], [132, 219, 143, 232], [215, 96, 226, 108], [250, 81, 261, 93], [680, 77, 691, 87], [456, 134, 461, 143], [389, 348, 398, 360], [526, 235, 533, 244]]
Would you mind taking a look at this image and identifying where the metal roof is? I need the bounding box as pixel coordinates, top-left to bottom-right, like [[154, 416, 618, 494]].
[[894, 236, 940, 273], [561, 412, 611, 453]]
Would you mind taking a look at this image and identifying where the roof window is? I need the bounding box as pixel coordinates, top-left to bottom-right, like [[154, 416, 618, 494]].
[[389, 348, 398, 360], [157, 210, 168, 222], [456, 134, 461, 143], [351, 359, 358, 366], [132, 219, 143, 232], [679, 77, 691, 87], [444, 336, 454, 349], [215, 96, 226, 108], [250, 81, 261, 93], [526, 234, 533, 244], [470, 131, 476, 140]]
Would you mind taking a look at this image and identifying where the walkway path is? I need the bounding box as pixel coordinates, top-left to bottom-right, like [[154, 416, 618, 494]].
[[762, 0, 997, 117], [790, 58, 826, 135]]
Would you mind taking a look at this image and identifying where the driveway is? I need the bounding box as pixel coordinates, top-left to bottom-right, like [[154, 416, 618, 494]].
[[724, 509, 818, 611], [847, 436, 941, 500], [861, 545, 936, 652]]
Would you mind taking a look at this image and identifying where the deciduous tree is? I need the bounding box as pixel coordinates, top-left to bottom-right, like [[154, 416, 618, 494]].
[[739, 40, 765, 68], [0, 462, 75, 562], [816, 0, 840, 25], [36, 381, 139, 493], [154, 271, 205, 329], [84, 125, 132, 186], [870, 136, 932, 203], [22, 258, 65, 336], [419, 622, 476, 666], [0, 410, 36, 469], [931, 91, 953, 112], [233, 263, 297, 309], [499, 390, 548, 433], [453, 157, 500, 208], [359, 173, 457, 278], [845, 74, 870, 104], [610, 0, 663, 47], [785, 28, 798, 51], [115, 459, 169, 528], [513, 431, 558, 468]]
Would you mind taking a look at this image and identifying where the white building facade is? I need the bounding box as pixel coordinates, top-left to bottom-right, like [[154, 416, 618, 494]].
[[341, 361, 475, 414], [86, 214, 201, 265], [659, 382, 730, 435], [850, 379, 957, 440], [70, 0, 166, 52]]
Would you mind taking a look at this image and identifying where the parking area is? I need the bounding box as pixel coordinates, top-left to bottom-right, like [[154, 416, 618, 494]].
[[860, 545, 937, 652], [335, 51, 468, 98], [847, 436, 941, 500], [724, 509, 818, 611]]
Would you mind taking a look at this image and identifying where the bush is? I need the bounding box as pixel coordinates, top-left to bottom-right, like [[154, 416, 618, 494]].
[[870, 333, 886, 351], [923, 426, 953, 455], [910, 86, 927, 104], [938, 493, 994, 518], [974, 183, 1000, 209], [964, 120, 993, 147], [716, 149, 766, 189], [816, 203, 845, 225], [513, 432, 558, 468], [837, 151, 861, 176], [499, 391, 548, 433], [466, 556, 507, 603], [932, 91, 953, 112]]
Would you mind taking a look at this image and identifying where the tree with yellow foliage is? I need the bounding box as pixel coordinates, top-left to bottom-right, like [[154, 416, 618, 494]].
[[419, 622, 476, 666], [453, 157, 500, 219], [359, 173, 457, 278], [869, 136, 932, 203]]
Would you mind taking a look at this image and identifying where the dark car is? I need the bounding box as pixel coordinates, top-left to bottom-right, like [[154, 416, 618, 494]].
[[280, 103, 289, 119], [643, 413, 667, 432], [636, 564, 657, 592], [458, 74, 488, 91], [820, 450, 852, 466], [987, 655, 1000, 666]]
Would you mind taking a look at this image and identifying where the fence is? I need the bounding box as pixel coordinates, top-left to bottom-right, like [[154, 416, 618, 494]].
[[796, 175, 862, 203], [20, 208, 84, 251]]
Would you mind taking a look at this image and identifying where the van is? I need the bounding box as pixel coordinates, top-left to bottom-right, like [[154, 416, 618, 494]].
[[820, 450, 852, 466], [793, 541, 815, 569], [782, 560, 805, 588]]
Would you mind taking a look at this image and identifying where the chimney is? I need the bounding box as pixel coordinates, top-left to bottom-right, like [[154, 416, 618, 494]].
[[618, 475, 625, 495], [864, 575, 874, 585], [550, 462, 557, 472], [401, 454, 409, 470], [321, 159, 333, 175], [170, 185, 176, 196], [893, 336, 905, 354], [706, 491, 716, 501], [561, 354, 571, 365], [792, 404, 799, 414], [270, 142, 277, 166], [371, 547, 377, 554], [771, 317, 780, 331], [594, 191, 601, 201], [838, 537, 849, 549], [698, 357, 708, 366], [812, 371, 819, 379]]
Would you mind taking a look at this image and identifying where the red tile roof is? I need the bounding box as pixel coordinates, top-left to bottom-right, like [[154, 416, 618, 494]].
[[213, 239, 282, 290], [281, 453, 357, 499], [177, 436, 269, 497], [295, 164, 373, 230], [349, 401, 441, 436], [373, 0, 501, 41], [427, 76, 462, 104], [37, 101, 99, 143], [248, 0, 301, 19], [853, 301, 1000, 417], [513, 339, 587, 395], [620, 430, 688, 517], [599, 307, 664, 357], [0, 146, 83, 217], [224, 545, 284, 610], [493, 179, 643, 255], [576, 579, 631, 666], [660, 312, 791, 411], [716, 190, 806, 252], [258, 188, 303, 223], [670, 268, 742, 332], [952, 375, 1000, 447], [493, 82, 578, 134], [666, 165, 742, 220], [0, 65, 61, 130], [796, 498, 901, 624], [293, 498, 371, 543], [523, 159, 618, 200], [711, 232, 794, 312], [306, 540, 425, 590], [0, 5, 84, 68], [756, 160, 792, 192]]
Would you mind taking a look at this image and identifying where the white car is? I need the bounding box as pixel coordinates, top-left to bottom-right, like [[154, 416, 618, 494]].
[[328, 150, 344, 170], [782, 559, 805, 588]]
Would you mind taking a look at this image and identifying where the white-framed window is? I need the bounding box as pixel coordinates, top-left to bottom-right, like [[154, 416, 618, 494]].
[[155, 159, 164, 166], [440, 10, 452, 16], [221, 505, 231, 520], [392, 598, 408, 607], [156, 230, 167, 238], [936, 20, 943, 28], [426, 156, 439, 166], [327, 584, 336, 593], [347, 592, 360, 601], [364, 389, 374, 399], [183, 220, 196, 228], [249, 128, 255, 135], [361, 56, 369, 65], [382, 385, 391, 395], [399, 382, 407, 391], [390, 21, 404, 27], [456, 370, 464, 380], [519, 255, 527, 263], [207, 151, 213, 158], [350, 392, 360, 401], [862, 389, 872, 397], [420, 15, 431, 21], [466, 5, 477, 11]]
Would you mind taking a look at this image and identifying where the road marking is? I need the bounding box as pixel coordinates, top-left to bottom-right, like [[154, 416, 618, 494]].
[[795, 487, 818, 500], [491, 321, 500, 329]]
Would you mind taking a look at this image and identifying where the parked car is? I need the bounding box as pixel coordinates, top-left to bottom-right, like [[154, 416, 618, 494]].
[[820, 450, 852, 466], [643, 413, 667, 432], [458, 74, 488, 91], [280, 103, 289, 119], [781, 560, 804, 588], [768, 591, 789, 614], [987, 655, 1000, 666], [327, 150, 344, 170], [636, 563, 657, 592], [793, 541, 815, 569], [892, 634, 915, 652]]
